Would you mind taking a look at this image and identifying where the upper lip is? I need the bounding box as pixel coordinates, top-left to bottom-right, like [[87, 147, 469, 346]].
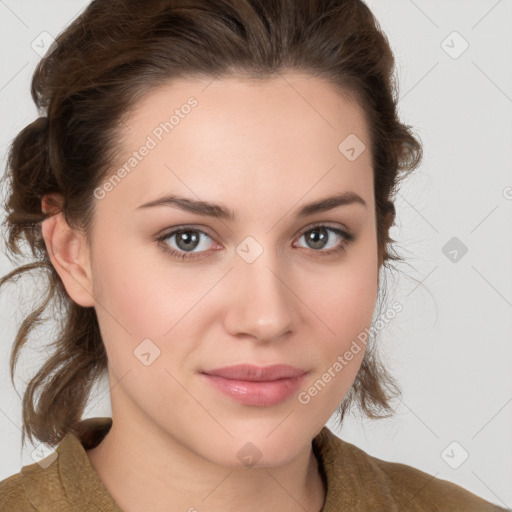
[[202, 364, 308, 381]]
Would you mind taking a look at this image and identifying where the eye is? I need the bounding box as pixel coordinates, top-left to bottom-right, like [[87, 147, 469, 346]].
[[155, 223, 355, 261], [293, 224, 355, 258], [156, 227, 216, 260]]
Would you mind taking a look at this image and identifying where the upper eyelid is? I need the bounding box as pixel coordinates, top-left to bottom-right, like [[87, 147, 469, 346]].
[[159, 222, 351, 245]]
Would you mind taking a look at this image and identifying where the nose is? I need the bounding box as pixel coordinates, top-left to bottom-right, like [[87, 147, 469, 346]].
[[223, 253, 294, 343]]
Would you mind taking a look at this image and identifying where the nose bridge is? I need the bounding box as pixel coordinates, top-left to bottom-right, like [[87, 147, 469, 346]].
[[225, 239, 294, 341]]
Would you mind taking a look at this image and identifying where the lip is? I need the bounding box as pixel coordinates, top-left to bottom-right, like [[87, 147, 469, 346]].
[[203, 364, 307, 381], [201, 364, 308, 406]]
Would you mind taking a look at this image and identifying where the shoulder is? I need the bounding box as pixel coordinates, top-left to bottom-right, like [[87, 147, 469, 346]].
[[370, 455, 505, 511], [315, 427, 506, 511], [0, 439, 74, 511], [0, 471, 36, 511]]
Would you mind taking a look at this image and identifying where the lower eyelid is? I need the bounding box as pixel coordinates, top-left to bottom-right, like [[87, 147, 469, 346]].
[[158, 225, 353, 257], [159, 229, 215, 250]]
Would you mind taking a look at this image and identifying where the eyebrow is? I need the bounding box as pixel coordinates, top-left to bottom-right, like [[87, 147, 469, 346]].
[[135, 191, 367, 221]]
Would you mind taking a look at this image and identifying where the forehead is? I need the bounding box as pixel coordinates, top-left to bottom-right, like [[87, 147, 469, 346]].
[[100, 73, 373, 216]]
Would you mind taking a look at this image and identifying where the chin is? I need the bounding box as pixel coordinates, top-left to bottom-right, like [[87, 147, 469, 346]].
[[195, 426, 308, 469]]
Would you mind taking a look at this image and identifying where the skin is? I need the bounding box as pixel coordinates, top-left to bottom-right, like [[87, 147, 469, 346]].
[[41, 73, 388, 512]]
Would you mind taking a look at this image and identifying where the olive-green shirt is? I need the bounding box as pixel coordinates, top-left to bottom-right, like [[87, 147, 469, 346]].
[[0, 417, 506, 511]]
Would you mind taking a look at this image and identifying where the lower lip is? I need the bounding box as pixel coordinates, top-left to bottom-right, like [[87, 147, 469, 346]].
[[202, 373, 307, 406]]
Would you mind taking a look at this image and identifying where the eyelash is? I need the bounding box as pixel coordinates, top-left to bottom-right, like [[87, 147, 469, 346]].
[[155, 223, 355, 261]]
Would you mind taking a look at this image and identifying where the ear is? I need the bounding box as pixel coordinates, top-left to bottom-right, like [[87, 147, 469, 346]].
[[41, 196, 94, 308]]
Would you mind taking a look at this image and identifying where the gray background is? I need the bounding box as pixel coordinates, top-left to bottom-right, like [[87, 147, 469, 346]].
[[0, 0, 511, 508]]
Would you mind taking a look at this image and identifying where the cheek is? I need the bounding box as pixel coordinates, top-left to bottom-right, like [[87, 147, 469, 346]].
[[299, 240, 379, 400], [89, 229, 217, 382], [321, 273, 378, 344], [296, 285, 376, 418], [91, 231, 175, 332], [308, 242, 379, 345], [88, 236, 165, 380]]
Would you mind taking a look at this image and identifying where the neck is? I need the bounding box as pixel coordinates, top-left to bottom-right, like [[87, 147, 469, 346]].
[[86, 393, 326, 512]]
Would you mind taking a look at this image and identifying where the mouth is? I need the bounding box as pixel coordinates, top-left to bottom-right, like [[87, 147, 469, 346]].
[[200, 364, 308, 406], [202, 363, 308, 381]]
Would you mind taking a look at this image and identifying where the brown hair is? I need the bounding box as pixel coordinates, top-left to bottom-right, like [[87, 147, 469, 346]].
[[0, 0, 422, 448]]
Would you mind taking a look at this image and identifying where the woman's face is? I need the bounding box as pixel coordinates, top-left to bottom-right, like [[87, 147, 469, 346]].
[[85, 73, 378, 466]]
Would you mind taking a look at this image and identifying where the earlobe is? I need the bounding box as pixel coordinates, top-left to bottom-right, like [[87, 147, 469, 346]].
[[40, 211, 95, 308]]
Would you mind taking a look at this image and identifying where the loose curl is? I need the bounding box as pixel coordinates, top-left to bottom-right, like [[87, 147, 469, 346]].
[[0, 0, 423, 448]]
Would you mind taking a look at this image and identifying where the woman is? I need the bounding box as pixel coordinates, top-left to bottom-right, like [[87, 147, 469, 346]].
[[0, 0, 506, 510]]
